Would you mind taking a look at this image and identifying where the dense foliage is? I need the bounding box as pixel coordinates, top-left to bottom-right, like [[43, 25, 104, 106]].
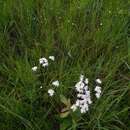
[[0, 0, 130, 130]]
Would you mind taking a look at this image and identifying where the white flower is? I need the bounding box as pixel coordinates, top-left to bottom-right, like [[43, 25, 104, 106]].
[[80, 75, 84, 81], [94, 86, 101, 93], [52, 80, 59, 87], [75, 100, 80, 106], [32, 66, 38, 72], [40, 86, 43, 89], [83, 104, 89, 111], [75, 81, 84, 92], [95, 85, 102, 99], [84, 78, 89, 84], [96, 79, 102, 84], [39, 57, 48, 67], [73, 75, 92, 114], [84, 85, 88, 91], [39, 57, 46, 64], [48, 89, 55, 96], [71, 104, 77, 112], [49, 56, 55, 61], [88, 98, 92, 104], [95, 93, 101, 99], [42, 62, 48, 67], [80, 108, 86, 113]]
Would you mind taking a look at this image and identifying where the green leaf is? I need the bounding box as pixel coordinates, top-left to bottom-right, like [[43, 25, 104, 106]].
[[60, 117, 72, 130], [60, 111, 70, 118], [60, 94, 70, 106]]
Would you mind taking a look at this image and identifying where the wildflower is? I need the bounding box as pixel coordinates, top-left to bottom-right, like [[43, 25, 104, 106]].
[[95, 93, 101, 99], [95, 87, 101, 98], [49, 56, 55, 61], [80, 74, 84, 81], [39, 57, 48, 67], [71, 104, 77, 112], [40, 86, 43, 89], [48, 89, 55, 96], [84, 78, 89, 84], [96, 79, 102, 84], [75, 81, 84, 93], [95, 80, 102, 99], [71, 75, 92, 114], [32, 66, 38, 72], [94, 86, 101, 93], [52, 80, 59, 87], [80, 108, 87, 113], [75, 99, 80, 106]]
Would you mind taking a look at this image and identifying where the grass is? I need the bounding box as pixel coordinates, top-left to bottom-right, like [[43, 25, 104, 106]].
[[0, 0, 130, 130]]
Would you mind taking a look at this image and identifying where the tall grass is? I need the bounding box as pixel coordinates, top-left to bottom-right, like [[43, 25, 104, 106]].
[[0, 0, 130, 130]]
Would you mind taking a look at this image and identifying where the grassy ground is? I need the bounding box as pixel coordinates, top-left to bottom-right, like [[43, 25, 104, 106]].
[[0, 0, 130, 130]]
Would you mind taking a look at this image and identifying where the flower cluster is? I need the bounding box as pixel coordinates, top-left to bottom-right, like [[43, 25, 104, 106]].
[[52, 80, 60, 87], [48, 89, 55, 97], [71, 75, 102, 114], [48, 80, 60, 96], [32, 56, 102, 114], [39, 57, 48, 67], [95, 79, 102, 99], [71, 75, 92, 113], [31, 56, 60, 96], [49, 56, 55, 61], [32, 56, 55, 72]]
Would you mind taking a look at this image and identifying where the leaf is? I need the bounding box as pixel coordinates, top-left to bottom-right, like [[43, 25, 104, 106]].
[[60, 111, 70, 118], [60, 94, 70, 106], [61, 107, 69, 113], [60, 117, 72, 130]]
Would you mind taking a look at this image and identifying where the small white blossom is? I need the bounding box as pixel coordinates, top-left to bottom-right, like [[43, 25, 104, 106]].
[[95, 93, 101, 99], [71, 104, 77, 112], [52, 80, 59, 87], [88, 98, 92, 104], [39, 57, 48, 67], [75, 100, 80, 106], [80, 108, 86, 113], [39, 57, 46, 64], [48, 89, 55, 96], [94, 86, 101, 93], [80, 75, 84, 81], [42, 62, 48, 67], [84, 78, 89, 84], [40, 86, 43, 89], [49, 56, 55, 61], [95, 85, 102, 99], [84, 85, 88, 91], [96, 79, 102, 84], [32, 66, 38, 72], [75, 81, 84, 93]]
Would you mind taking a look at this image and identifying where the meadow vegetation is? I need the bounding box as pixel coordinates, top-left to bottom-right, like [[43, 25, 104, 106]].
[[0, 0, 130, 130]]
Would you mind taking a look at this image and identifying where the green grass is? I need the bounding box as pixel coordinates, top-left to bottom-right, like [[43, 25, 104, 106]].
[[0, 0, 130, 130]]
